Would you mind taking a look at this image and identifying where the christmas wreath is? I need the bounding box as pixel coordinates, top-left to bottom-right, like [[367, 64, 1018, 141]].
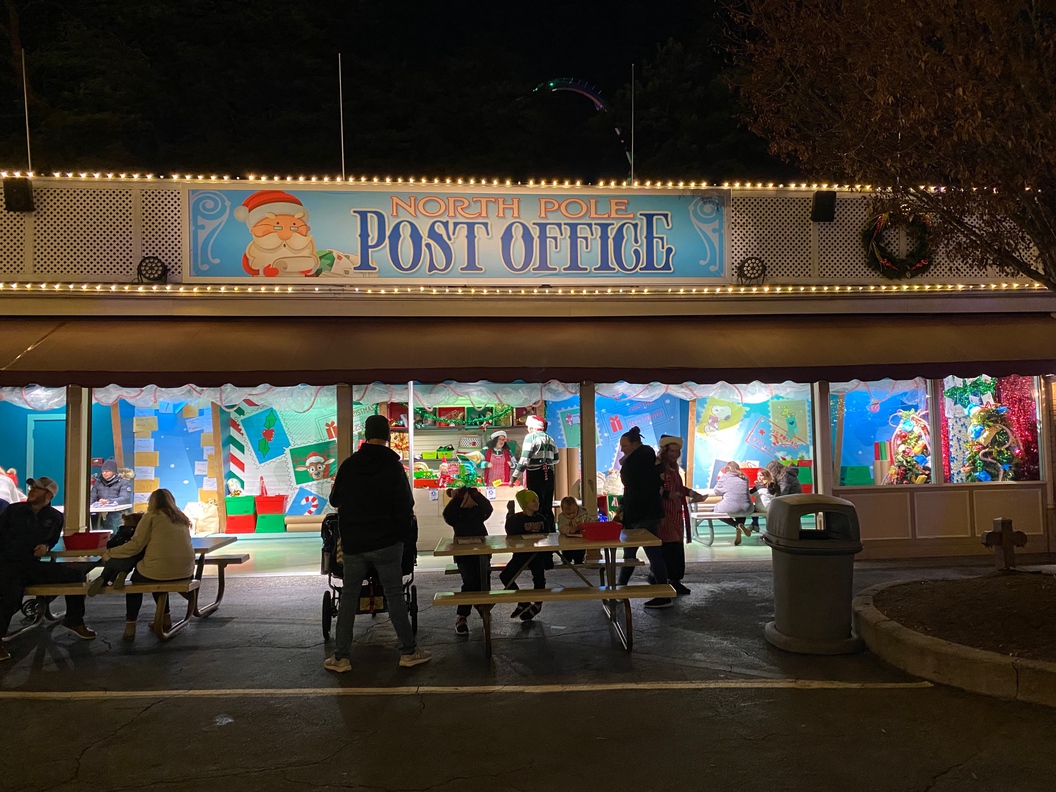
[[862, 211, 932, 279]]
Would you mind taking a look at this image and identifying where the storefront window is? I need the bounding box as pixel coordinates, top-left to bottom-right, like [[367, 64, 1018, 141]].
[[91, 385, 338, 535], [0, 387, 67, 506], [940, 375, 1040, 483], [830, 379, 931, 486]]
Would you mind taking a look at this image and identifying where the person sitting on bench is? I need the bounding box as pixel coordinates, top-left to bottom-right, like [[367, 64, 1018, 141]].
[[442, 486, 493, 636], [0, 476, 96, 662], [87, 512, 144, 596], [101, 489, 194, 642], [499, 489, 552, 622]]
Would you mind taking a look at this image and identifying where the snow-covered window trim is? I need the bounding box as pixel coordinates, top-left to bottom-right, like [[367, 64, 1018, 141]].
[[353, 381, 580, 408], [596, 381, 811, 404], [829, 379, 928, 398], [0, 386, 67, 410], [92, 384, 336, 413]]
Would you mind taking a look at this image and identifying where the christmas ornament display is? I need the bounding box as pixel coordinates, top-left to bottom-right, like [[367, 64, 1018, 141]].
[[884, 409, 931, 484], [961, 405, 1022, 482]]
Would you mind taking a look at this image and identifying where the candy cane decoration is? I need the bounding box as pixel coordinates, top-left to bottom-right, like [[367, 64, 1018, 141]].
[[301, 494, 319, 515], [225, 403, 253, 493]]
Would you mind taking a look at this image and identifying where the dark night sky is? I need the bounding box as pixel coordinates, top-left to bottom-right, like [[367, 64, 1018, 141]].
[[0, 1, 795, 182]]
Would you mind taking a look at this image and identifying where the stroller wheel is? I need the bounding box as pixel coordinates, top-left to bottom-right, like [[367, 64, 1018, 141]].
[[20, 598, 39, 621], [410, 584, 418, 634], [322, 591, 333, 640]]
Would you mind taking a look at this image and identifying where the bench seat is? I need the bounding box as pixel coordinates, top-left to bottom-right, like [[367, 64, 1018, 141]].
[[433, 583, 675, 607], [443, 559, 645, 575], [689, 509, 767, 546], [193, 554, 248, 617], [21, 579, 201, 642]]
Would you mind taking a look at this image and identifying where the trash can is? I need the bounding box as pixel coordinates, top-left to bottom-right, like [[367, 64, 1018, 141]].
[[763, 494, 865, 654]]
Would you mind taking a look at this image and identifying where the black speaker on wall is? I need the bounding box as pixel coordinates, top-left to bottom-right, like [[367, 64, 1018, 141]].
[[3, 178, 34, 212], [810, 190, 837, 222]]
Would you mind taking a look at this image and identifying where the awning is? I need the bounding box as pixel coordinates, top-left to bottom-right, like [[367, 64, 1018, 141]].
[[1, 313, 1054, 387]]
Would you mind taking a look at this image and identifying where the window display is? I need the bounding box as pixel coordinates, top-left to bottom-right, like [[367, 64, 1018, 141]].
[[830, 379, 930, 486], [940, 375, 1040, 483], [0, 387, 66, 506]]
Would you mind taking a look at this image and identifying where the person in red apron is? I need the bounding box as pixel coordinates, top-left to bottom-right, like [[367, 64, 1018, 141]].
[[482, 430, 515, 485], [656, 435, 703, 596]]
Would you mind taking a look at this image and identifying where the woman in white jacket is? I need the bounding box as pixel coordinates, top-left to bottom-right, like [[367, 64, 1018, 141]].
[[103, 489, 195, 640], [712, 461, 755, 545]]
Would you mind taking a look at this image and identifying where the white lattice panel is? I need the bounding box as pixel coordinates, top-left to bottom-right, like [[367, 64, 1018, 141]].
[[32, 188, 135, 280], [819, 196, 875, 279], [141, 189, 182, 280], [0, 187, 26, 275], [730, 196, 812, 279]]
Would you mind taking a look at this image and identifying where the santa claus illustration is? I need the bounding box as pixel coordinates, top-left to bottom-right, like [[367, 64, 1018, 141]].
[[232, 189, 374, 278]]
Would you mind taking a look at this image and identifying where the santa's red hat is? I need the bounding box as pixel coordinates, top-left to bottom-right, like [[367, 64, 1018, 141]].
[[233, 190, 309, 226], [304, 452, 326, 465]]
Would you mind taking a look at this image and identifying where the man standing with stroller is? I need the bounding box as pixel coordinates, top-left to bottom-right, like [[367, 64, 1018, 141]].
[[324, 415, 430, 673]]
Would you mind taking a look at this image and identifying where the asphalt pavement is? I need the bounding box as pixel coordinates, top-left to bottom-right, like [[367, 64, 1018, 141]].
[[2, 558, 1054, 792]]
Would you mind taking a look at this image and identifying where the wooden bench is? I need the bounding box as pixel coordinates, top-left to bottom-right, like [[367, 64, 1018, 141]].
[[443, 559, 644, 574], [14, 579, 201, 642], [433, 583, 676, 656], [194, 554, 249, 617], [690, 508, 767, 546]]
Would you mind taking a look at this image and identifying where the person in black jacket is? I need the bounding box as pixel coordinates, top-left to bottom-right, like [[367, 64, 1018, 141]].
[[442, 486, 493, 635], [323, 415, 430, 673], [614, 427, 671, 608], [499, 489, 552, 621], [0, 476, 96, 662], [89, 458, 132, 534]]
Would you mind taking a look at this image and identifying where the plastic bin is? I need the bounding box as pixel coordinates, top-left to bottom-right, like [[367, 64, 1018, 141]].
[[762, 494, 864, 654], [255, 495, 286, 514], [581, 521, 622, 541], [255, 513, 286, 533], [226, 496, 255, 516], [225, 514, 256, 534]]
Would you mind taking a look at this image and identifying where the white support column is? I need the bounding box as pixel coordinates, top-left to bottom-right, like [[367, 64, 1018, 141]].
[[927, 379, 946, 484], [811, 380, 833, 496], [406, 381, 415, 488], [579, 381, 598, 518], [63, 386, 90, 534], [336, 384, 353, 463]]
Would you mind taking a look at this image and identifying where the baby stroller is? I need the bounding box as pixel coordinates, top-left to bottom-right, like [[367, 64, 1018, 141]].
[[320, 513, 418, 640]]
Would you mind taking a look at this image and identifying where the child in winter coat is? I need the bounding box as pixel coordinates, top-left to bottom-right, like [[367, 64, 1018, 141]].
[[747, 468, 778, 535], [499, 489, 552, 621], [712, 461, 754, 546], [442, 486, 493, 636], [557, 495, 588, 564], [86, 512, 144, 596]]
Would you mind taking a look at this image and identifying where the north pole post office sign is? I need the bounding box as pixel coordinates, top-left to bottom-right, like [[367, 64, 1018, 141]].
[[185, 185, 728, 284]]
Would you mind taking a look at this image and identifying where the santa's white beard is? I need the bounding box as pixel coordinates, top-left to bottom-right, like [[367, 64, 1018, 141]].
[[245, 232, 319, 275]]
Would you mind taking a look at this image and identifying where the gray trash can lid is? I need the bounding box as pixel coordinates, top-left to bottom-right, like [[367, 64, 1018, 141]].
[[764, 494, 862, 551]]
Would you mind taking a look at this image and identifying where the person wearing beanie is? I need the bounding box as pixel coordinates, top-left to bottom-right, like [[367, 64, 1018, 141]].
[[90, 456, 132, 534], [442, 486, 494, 635], [510, 415, 559, 534], [499, 488, 553, 621], [325, 414, 430, 672]]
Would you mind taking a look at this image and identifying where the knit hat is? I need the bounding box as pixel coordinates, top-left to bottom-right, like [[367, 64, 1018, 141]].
[[526, 415, 546, 431], [102, 457, 118, 474], [490, 430, 508, 440], [658, 435, 683, 451], [363, 414, 391, 442], [233, 190, 309, 227], [515, 489, 538, 510]]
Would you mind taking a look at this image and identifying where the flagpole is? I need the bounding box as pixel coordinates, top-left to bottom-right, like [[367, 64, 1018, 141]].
[[338, 53, 346, 180], [22, 49, 32, 173]]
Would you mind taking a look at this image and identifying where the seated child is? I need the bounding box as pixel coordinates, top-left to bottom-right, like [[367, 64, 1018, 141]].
[[499, 489, 552, 621], [441, 486, 494, 636], [87, 512, 144, 596], [747, 468, 778, 535], [557, 495, 588, 564]]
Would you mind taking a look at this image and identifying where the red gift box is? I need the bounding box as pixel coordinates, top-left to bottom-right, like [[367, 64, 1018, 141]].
[[254, 478, 285, 514], [225, 514, 257, 534], [581, 521, 623, 541], [63, 531, 110, 551]]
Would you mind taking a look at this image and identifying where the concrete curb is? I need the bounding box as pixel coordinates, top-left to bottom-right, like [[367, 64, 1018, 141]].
[[852, 581, 1056, 708]]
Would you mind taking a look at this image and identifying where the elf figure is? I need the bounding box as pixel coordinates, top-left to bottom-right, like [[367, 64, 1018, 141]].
[[481, 430, 516, 485]]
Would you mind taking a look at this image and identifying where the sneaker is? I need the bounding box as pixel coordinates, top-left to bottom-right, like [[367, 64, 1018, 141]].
[[510, 603, 529, 620], [0, 642, 10, 662], [122, 621, 137, 642], [112, 571, 129, 591], [644, 597, 673, 609], [454, 617, 469, 636], [519, 603, 541, 621], [398, 648, 432, 668], [87, 575, 107, 597], [673, 582, 692, 597], [63, 623, 97, 640], [324, 655, 352, 673]]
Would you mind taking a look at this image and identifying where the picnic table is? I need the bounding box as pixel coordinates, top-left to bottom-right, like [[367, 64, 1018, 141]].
[[434, 528, 675, 656]]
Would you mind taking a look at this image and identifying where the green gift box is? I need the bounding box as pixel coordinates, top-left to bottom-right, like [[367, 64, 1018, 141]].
[[226, 496, 255, 516], [255, 513, 286, 533], [840, 465, 873, 486]]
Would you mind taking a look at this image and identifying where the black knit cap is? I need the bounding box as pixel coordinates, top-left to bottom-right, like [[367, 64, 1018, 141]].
[[364, 414, 391, 441]]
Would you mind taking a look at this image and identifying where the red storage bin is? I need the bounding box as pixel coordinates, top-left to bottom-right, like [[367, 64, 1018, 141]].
[[63, 531, 110, 551], [580, 521, 623, 541], [225, 514, 256, 534], [254, 477, 285, 514]]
